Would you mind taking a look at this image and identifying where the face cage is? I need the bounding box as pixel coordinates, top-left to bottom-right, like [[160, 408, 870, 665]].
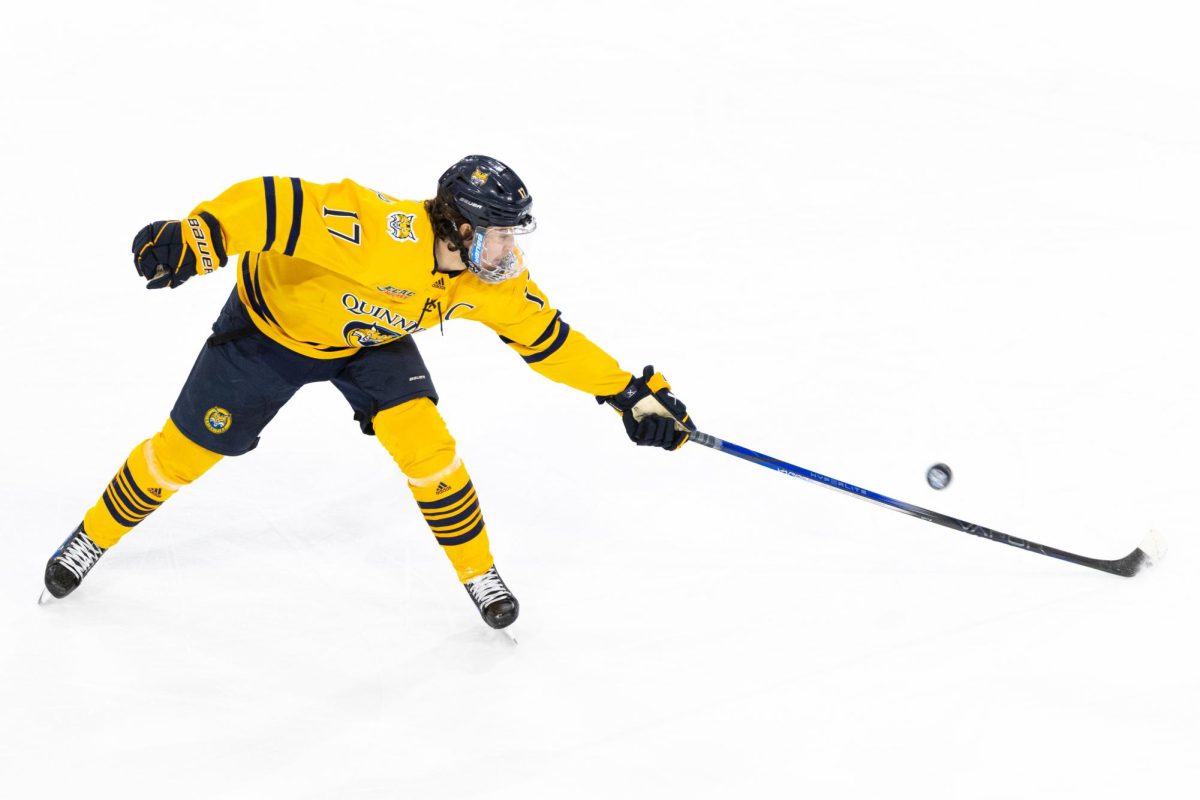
[[466, 222, 535, 283]]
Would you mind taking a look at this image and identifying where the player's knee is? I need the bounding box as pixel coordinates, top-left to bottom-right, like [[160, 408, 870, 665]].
[[372, 398, 458, 480], [148, 419, 223, 486]]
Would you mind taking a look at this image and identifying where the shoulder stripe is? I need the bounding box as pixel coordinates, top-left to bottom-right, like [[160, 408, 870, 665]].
[[284, 177, 303, 256], [262, 177, 277, 251]]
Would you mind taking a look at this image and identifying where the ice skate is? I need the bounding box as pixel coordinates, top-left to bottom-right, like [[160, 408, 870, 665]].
[[43, 525, 106, 600], [464, 566, 519, 630]]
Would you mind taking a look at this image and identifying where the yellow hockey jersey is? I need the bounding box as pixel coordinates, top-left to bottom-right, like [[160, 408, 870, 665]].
[[183, 176, 632, 396]]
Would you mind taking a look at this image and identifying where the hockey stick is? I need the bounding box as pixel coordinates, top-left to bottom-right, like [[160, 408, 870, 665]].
[[688, 431, 1166, 577]]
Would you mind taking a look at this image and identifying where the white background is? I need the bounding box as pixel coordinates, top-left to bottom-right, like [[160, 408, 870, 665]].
[[1, 1, 1196, 798]]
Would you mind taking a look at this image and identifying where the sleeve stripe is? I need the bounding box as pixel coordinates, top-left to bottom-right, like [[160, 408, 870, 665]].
[[523, 320, 571, 364], [262, 177, 277, 251], [530, 311, 563, 347], [284, 177, 303, 256]]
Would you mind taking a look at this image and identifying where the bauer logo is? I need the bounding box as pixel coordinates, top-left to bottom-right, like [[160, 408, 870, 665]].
[[187, 217, 216, 272], [387, 212, 418, 243], [204, 407, 232, 435]]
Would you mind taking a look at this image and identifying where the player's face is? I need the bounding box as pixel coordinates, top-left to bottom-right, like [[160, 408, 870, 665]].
[[479, 230, 515, 264], [466, 221, 535, 283]]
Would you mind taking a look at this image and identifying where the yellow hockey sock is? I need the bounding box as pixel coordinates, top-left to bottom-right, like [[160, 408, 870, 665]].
[[82, 418, 223, 549], [374, 399, 495, 582]]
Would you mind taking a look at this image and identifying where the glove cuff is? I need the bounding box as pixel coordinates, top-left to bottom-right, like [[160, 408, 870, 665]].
[[600, 373, 644, 412], [183, 212, 228, 274]]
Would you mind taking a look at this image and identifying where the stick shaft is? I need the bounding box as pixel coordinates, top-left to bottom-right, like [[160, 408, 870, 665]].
[[689, 431, 1148, 577]]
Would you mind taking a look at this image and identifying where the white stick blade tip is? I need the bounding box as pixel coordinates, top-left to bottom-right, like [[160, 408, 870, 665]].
[[1138, 529, 1168, 563]]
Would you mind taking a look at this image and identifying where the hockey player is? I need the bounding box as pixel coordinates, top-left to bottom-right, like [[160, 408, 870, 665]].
[[42, 155, 694, 629]]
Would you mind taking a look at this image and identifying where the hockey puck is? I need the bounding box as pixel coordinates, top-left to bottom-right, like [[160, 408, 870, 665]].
[[926, 463, 952, 490]]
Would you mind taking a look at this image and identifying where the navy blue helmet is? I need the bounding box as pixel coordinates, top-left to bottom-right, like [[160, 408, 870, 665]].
[[437, 155, 534, 229]]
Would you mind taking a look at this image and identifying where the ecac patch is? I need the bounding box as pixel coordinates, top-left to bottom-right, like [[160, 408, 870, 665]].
[[204, 407, 232, 435]]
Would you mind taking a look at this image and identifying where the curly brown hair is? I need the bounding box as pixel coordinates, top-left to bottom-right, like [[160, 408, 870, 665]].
[[424, 190, 471, 253]]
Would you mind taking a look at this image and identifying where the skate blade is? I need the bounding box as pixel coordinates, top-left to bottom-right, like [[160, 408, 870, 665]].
[[37, 589, 55, 606], [498, 626, 518, 645]]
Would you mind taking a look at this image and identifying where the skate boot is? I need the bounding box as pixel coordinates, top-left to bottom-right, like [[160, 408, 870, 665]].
[[464, 566, 519, 629], [44, 525, 106, 599]]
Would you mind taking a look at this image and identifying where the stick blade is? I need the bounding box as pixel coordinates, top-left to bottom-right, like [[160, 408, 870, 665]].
[[1101, 530, 1167, 577], [1137, 529, 1168, 564]]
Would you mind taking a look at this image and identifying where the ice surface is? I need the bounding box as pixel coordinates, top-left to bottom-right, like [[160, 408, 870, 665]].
[[1, 2, 1198, 799]]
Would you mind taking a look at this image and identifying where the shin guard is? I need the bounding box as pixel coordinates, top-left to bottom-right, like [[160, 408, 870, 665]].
[[81, 419, 223, 549], [373, 399, 495, 582]]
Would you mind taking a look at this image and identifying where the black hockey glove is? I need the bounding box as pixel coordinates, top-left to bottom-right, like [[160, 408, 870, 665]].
[[597, 365, 695, 451], [132, 214, 226, 290]]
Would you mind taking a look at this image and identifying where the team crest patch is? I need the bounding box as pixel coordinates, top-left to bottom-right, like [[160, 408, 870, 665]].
[[470, 168, 489, 186], [204, 407, 232, 435], [343, 321, 402, 347], [387, 212, 418, 243]]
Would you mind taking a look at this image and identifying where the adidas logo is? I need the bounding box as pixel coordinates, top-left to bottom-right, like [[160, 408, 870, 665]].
[[434, 481, 452, 495], [148, 487, 163, 498], [432, 277, 446, 289]]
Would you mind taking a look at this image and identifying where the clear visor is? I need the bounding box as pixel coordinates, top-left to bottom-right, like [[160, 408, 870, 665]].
[[467, 220, 536, 283]]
